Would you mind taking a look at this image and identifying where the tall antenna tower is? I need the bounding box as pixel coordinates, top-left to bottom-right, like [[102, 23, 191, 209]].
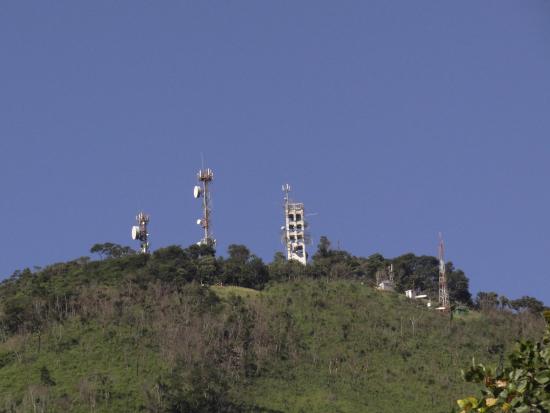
[[131, 212, 150, 254], [194, 167, 215, 246], [282, 184, 307, 265], [437, 233, 450, 311]]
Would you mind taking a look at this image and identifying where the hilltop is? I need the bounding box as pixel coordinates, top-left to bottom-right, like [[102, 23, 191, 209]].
[[0, 241, 547, 412]]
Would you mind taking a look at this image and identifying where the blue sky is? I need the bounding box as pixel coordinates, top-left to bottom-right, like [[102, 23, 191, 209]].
[[1, 1, 549, 304]]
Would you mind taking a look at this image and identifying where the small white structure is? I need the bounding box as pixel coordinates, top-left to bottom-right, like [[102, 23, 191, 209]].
[[405, 289, 416, 299], [405, 289, 428, 300], [377, 280, 394, 291]]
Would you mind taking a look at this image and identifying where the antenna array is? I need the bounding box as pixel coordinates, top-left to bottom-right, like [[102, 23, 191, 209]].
[[131, 212, 150, 254], [194, 168, 215, 246]]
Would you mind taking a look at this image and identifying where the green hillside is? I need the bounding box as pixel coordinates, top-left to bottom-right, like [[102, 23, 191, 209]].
[[0, 244, 546, 412]]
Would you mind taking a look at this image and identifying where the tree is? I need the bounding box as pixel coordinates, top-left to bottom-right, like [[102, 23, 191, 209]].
[[448, 267, 473, 306], [315, 236, 331, 259], [227, 244, 251, 263], [90, 243, 135, 259], [476, 292, 500, 312], [311, 236, 353, 278], [457, 311, 550, 413], [221, 245, 269, 289], [197, 255, 218, 285], [357, 253, 386, 285], [148, 246, 195, 283], [511, 296, 546, 315], [500, 296, 511, 310]]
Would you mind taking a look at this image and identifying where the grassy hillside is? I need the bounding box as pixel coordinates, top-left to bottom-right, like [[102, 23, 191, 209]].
[[0, 251, 546, 412]]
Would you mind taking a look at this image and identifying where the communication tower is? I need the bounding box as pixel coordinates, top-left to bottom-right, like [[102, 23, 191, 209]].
[[376, 264, 395, 291], [437, 233, 450, 311], [131, 212, 150, 254], [282, 184, 307, 265], [194, 168, 215, 246]]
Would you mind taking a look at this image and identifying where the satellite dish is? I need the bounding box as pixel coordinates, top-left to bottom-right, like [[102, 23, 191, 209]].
[[131, 226, 140, 240], [193, 185, 202, 198], [196, 219, 203, 226]]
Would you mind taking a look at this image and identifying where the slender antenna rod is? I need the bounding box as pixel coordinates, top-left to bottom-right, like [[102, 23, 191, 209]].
[[437, 232, 450, 311]]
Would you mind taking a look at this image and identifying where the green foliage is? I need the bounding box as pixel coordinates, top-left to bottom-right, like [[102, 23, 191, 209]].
[[40, 366, 56, 386], [0, 238, 547, 412], [220, 244, 269, 289], [458, 318, 550, 412], [511, 296, 546, 315], [90, 243, 135, 259]]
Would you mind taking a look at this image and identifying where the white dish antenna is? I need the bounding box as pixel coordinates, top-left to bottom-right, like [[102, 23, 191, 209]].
[[193, 185, 202, 199], [131, 226, 140, 240], [196, 219, 203, 226]]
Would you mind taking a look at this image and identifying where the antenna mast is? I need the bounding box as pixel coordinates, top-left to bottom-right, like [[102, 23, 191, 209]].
[[282, 184, 307, 265], [131, 212, 150, 254], [194, 167, 215, 246], [437, 233, 450, 311]]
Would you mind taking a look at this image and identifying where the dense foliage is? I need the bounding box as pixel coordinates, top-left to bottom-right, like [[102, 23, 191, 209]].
[[0, 238, 547, 412], [457, 312, 550, 413]]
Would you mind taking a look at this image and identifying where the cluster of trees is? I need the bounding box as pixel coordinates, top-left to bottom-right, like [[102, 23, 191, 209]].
[[0, 236, 549, 412], [474, 291, 546, 315], [305, 236, 474, 305], [86, 236, 475, 305], [2, 235, 547, 340]]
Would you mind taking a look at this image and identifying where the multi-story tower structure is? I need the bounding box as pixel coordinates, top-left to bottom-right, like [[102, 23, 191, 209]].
[[282, 184, 307, 265]]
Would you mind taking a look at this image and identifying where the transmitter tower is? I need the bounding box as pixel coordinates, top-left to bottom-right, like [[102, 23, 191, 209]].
[[282, 184, 307, 265], [194, 168, 215, 246], [131, 212, 150, 254]]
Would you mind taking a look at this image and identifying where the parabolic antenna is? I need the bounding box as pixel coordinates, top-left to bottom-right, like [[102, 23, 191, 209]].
[[193, 185, 202, 199], [131, 226, 140, 240], [196, 219, 203, 226]]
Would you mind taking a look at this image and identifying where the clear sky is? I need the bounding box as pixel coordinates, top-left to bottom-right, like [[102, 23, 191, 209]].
[[1, 1, 549, 304]]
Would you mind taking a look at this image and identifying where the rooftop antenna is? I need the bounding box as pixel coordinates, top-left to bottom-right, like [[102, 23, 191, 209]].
[[131, 212, 150, 254], [437, 232, 450, 311], [194, 164, 215, 246], [282, 184, 308, 265]]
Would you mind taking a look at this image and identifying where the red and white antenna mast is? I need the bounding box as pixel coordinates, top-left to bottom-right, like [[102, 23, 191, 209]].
[[194, 167, 215, 246], [437, 232, 450, 311], [131, 212, 150, 254]]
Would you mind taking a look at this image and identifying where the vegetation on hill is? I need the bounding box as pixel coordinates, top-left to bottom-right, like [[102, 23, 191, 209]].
[[0, 239, 547, 412], [457, 311, 550, 413]]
